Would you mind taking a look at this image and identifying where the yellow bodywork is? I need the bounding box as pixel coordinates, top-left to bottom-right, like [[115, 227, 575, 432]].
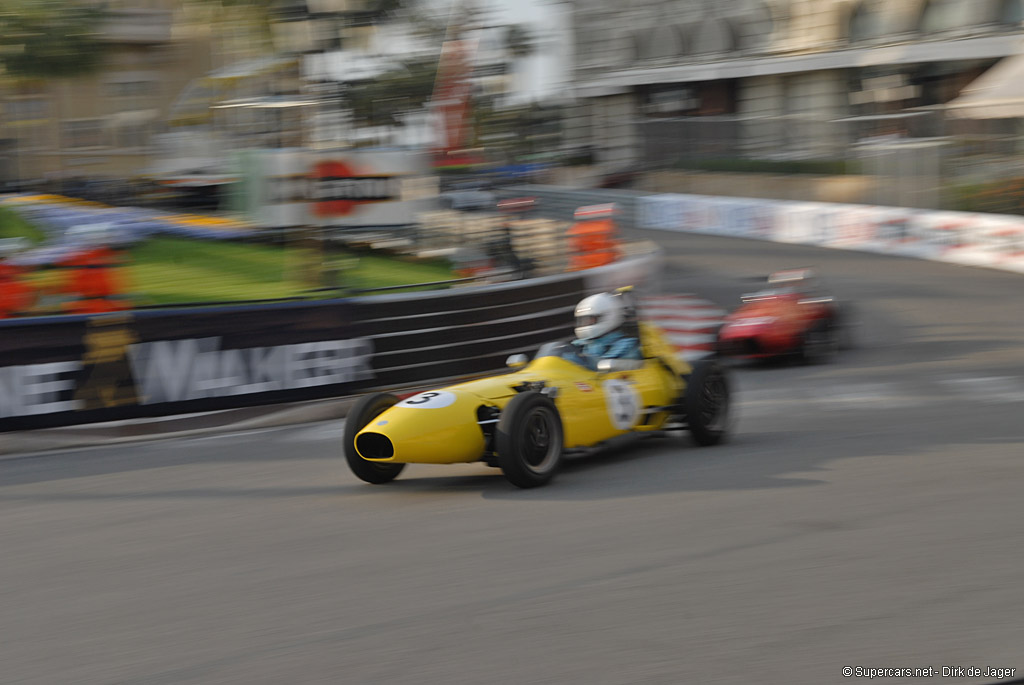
[[355, 323, 692, 464]]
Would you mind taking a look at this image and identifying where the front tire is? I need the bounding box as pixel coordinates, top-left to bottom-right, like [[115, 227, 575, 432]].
[[495, 391, 564, 488], [682, 359, 731, 446], [344, 392, 405, 484]]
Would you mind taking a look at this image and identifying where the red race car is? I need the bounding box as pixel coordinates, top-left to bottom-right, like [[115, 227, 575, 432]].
[[716, 269, 850, 364]]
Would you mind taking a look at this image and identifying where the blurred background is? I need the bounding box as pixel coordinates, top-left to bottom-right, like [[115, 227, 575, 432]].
[[3, 0, 1024, 209], [2, 0, 1024, 314], [4, 5, 1024, 682]]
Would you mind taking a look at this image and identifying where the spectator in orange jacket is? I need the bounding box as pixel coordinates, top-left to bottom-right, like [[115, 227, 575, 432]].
[[0, 238, 35, 318], [60, 225, 130, 315]]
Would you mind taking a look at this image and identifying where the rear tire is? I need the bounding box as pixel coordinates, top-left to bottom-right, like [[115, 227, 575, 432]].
[[344, 393, 405, 484], [800, 320, 838, 365], [682, 359, 731, 446], [836, 303, 857, 350], [495, 391, 564, 488]]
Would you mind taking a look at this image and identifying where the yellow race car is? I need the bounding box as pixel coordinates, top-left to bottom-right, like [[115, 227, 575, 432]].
[[344, 298, 732, 488]]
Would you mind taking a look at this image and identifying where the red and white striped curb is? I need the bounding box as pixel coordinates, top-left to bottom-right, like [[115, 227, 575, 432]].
[[640, 294, 726, 361]]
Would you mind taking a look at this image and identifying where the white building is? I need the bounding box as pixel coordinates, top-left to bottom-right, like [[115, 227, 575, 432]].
[[569, 0, 1024, 166]]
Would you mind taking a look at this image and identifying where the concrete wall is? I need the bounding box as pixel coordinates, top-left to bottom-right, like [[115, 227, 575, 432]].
[[633, 170, 877, 205]]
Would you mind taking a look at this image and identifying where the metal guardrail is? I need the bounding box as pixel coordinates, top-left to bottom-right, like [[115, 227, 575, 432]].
[[133, 297, 311, 310], [346, 275, 493, 294], [0, 241, 663, 432]]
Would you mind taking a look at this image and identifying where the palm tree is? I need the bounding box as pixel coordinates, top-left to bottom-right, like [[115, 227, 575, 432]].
[[0, 0, 108, 79]]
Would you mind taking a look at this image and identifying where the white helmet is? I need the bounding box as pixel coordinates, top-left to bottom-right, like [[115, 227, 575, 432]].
[[575, 292, 624, 340]]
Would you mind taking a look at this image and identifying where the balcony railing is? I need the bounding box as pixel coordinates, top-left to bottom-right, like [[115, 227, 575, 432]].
[[100, 9, 173, 44]]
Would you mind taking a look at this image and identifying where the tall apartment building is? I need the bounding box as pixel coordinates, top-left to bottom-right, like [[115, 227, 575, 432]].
[[0, 0, 216, 185], [568, 0, 1024, 166]]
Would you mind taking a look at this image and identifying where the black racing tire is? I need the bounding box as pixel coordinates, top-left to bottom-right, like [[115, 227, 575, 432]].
[[711, 324, 727, 359], [683, 359, 731, 447], [344, 392, 405, 485], [836, 303, 857, 350], [495, 391, 564, 488], [800, 319, 839, 365]]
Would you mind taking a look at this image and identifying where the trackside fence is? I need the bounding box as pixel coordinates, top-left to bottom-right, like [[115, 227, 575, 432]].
[[0, 246, 661, 431]]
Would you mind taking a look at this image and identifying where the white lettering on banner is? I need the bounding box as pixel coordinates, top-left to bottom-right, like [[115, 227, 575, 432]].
[[0, 361, 82, 417], [129, 338, 201, 403], [128, 338, 374, 405], [311, 178, 400, 201], [264, 177, 403, 204]]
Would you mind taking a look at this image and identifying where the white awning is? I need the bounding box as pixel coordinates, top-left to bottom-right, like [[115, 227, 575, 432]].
[[946, 50, 1024, 118], [304, 52, 402, 83]]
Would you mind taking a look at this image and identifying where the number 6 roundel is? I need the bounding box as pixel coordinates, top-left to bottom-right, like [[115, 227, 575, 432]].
[[602, 379, 640, 430]]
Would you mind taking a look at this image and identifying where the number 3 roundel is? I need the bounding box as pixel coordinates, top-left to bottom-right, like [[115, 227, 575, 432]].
[[397, 390, 457, 409]]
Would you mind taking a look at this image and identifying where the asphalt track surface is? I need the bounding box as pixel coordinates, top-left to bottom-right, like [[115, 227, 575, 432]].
[[3, 230, 1024, 685]]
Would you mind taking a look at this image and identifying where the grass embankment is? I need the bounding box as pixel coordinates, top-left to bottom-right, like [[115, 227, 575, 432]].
[[127, 238, 456, 305], [0, 206, 46, 244]]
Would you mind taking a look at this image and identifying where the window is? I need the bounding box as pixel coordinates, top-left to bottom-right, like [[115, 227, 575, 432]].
[[12, 121, 52, 151], [1000, 0, 1024, 25], [740, 2, 774, 50], [4, 99, 48, 121], [63, 120, 106, 149], [848, 2, 879, 43], [919, 0, 974, 34], [692, 18, 735, 55], [115, 124, 150, 149], [105, 80, 157, 98]]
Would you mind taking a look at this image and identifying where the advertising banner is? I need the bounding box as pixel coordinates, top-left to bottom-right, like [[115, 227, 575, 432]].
[[309, 149, 435, 228], [245, 148, 438, 230], [0, 301, 371, 431], [637, 193, 1024, 275]]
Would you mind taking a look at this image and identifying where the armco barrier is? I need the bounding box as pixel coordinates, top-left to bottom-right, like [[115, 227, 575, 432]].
[[636, 193, 1024, 275], [0, 244, 661, 432], [496, 185, 1024, 275], [497, 185, 650, 231]]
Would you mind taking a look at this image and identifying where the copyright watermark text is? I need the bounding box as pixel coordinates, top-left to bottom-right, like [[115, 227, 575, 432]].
[[842, 666, 1017, 679]]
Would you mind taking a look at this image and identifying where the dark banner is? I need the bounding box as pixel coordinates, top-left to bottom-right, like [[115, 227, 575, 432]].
[[0, 273, 588, 432], [0, 300, 370, 431]]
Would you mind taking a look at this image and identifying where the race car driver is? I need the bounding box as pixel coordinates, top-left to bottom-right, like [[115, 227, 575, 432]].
[[570, 291, 641, 369]]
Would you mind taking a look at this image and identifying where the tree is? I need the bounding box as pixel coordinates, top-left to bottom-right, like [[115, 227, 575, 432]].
[[183, 0, 276, 54], [504, 24, 535, 60], [0, 0, 108, 79], [347, 57, 439, 127]]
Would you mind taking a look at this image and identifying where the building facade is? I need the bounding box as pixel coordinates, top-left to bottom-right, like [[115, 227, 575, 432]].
[[569, 0, 1024, 166], [0, 0, 217, 187]]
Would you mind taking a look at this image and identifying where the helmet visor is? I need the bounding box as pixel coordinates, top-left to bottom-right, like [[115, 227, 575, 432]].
[[577, 314, 599, 328]]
